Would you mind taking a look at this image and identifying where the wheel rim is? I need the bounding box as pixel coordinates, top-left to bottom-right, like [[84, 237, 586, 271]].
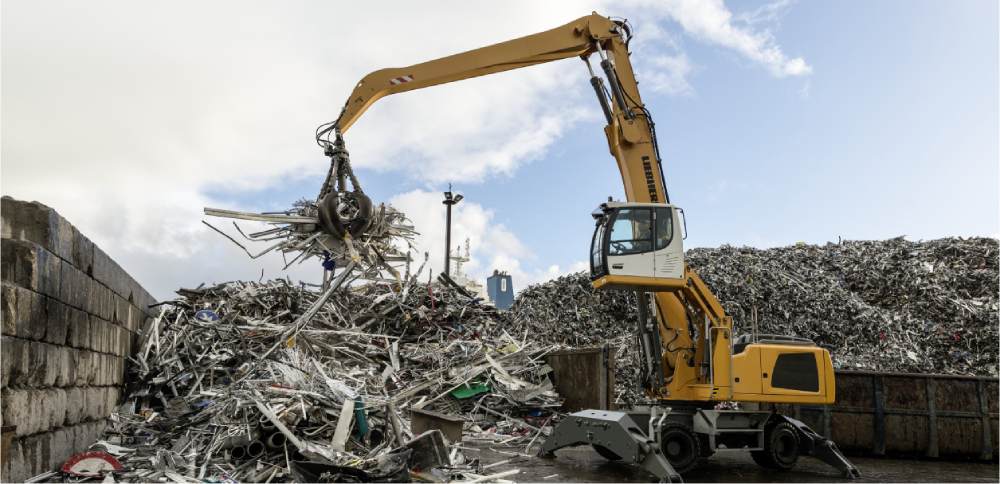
[[661, 428, 697, 470], [666, 441, 683, 457]]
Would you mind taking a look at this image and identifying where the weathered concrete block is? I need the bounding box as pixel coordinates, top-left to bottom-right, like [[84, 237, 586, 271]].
[[33, 343, 60, 388], [110, 356, 125, 386], [1, 433, 41, 483], [44, 388, 67, 430], [92, 247, 130, 303], [110, 325, 123, 357], [58, 260, 88, 312], [112, 294, 128, 328], [119, 325, 132, 357], [83, 386, 115, 421], [71, 350, 90, 387], [65, 352, 78, 389], [98, 354, 113, 386], [18, 341, 48, 387], [85, 280, 113, 321], [1, 337, 26, 388], [0, 388, 65, 436], [64, 387, 85, 425], [49, 345, 73, 387], [64, 303, 91, 349], [70, 227, 95, 277], [1, 283, 47, 341], [87, 316, 106, 354], [1, 197, 75, 262], [82, 351, 100, 386], [1, 435, 26, 483], [0, 240, 60, 299], [41, 297, 70, 346]]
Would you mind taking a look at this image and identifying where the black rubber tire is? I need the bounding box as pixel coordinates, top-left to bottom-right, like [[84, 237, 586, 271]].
[[751, 421, 800, 471], [317, 193, 346, 237], [660, 422, 701, 474], [317, 191, 374, 238], [592, 445, 622, 461], [346, 191, 373, 237]]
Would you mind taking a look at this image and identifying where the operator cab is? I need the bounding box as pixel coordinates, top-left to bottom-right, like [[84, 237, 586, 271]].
[[590, 201, 686, 291]]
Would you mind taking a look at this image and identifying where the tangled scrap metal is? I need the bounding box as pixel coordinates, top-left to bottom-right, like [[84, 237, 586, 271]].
[[510, 237, 999, 404], [80, 276, 560, 482]]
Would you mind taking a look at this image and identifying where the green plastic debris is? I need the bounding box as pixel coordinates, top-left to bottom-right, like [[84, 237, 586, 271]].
[[450, 382, 490, 399]]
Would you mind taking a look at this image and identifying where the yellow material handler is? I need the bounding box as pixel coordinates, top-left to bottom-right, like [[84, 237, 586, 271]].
[[314, 13, 860, 482]]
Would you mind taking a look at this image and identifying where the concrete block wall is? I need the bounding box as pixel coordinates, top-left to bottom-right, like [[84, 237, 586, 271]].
[[1, 197, 157, 482]]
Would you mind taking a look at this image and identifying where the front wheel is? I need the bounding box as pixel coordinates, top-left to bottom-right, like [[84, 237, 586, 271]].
[[660, 423, 702, 474], [751, 421, 800, 470]]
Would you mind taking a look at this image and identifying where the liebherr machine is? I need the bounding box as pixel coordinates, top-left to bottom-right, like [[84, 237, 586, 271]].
[[312, 13, 860, 482]]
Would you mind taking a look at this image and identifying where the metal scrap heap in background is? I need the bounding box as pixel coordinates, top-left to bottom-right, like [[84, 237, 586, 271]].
[[511, 237, 998, 404], [84, 278, 559, 482], [506, 275, 640, 404], [687, 237, 998, 376]]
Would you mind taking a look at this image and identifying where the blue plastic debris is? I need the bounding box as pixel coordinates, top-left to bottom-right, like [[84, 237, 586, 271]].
[[194, 309, 219, 322], [322, 251, 336, 272]]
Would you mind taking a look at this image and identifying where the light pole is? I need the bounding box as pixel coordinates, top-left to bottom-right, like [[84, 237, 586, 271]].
[[442, 184, 463, 277]]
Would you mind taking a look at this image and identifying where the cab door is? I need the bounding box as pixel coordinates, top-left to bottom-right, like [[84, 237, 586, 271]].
[[652, 207, 684, 280], [605, 207, 654, 279]]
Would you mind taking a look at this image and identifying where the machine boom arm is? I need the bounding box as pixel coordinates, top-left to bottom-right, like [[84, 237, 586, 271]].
[[332, 14, 616, 134], [324, 12, 736, 401]]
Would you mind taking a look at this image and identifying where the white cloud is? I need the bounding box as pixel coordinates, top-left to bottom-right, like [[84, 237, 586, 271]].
[[644, 53, 695, 95], [734, 0, 796, 27], [2, 1, 810, 298], [1, 1, 600, 297], [618, 0, 811, 78]]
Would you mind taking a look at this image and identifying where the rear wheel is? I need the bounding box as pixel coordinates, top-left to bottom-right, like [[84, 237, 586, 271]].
[[751, 421, 800, 470], [660, 423, 701, 474]]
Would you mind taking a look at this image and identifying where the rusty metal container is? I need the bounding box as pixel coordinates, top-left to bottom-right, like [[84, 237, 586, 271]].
[[410, 408, 464, 444], [545, 346, 615, 412], [770, 370, 998, 460]]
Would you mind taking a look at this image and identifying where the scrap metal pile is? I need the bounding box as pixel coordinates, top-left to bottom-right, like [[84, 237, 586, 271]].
[[510, 237, 998, 403], [506, 274, 641, 404], [203, 200, 416, 282], [687, 237, 998, 376], [74, 278, 559, 482]]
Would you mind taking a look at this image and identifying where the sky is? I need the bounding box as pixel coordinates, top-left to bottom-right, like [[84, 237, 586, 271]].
[[3, 0, 998, 301]]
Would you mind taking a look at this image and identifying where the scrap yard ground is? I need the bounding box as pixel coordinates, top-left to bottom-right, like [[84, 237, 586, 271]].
[[473, 444, 1000, 483]]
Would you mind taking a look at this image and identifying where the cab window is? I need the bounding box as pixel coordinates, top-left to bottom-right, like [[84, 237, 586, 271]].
[[608, 208, 653, 255], [590, 222, 605, 272], [655, 207, 674, 250]]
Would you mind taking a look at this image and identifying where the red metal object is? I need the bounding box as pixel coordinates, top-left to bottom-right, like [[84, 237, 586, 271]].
[[61, 451, 123, 477]]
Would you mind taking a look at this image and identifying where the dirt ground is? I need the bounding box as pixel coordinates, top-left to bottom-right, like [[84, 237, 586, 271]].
[[468, 443, 999, 482]]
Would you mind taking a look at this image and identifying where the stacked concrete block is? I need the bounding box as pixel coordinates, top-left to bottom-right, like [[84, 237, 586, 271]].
[[1, 197, 157, 482]]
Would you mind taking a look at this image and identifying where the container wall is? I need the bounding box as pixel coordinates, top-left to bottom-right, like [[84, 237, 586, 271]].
[[769, 370, 999, 461], [1, 197, 157, 482]]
